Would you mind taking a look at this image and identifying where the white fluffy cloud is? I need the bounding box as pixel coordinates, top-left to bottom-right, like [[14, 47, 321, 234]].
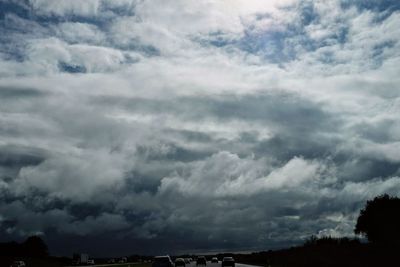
[[29, 0, 102, 17], [54, 22, 106, 44], [160, 153, 330, 197]]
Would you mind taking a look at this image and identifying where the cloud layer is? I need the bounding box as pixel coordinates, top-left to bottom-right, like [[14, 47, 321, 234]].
[[1, 0, 400, 256]]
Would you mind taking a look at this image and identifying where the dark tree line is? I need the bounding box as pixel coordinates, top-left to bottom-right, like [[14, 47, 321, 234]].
[[0, 236, 48, 258], [229, 194, 400, 267], [355, 194, 400, 244]]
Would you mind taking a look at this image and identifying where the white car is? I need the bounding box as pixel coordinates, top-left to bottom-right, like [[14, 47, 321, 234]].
[[87, 259, 95, 265]]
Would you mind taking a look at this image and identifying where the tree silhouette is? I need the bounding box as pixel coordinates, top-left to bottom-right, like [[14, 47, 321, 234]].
[[22, 236, 49, 258], [354, 194, 400, 244]]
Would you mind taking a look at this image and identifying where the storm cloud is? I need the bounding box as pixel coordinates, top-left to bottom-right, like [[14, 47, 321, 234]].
[[1, 0, 400, 256]]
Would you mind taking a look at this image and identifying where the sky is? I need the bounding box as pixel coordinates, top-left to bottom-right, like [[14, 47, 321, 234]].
[[1, 0, 400, 257]]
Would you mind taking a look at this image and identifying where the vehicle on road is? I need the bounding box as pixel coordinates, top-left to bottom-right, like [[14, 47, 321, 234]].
[[73, 253, 89, 265], [10, 261, 25, 267], [211, 257, 218, 263], [184, 258, 191, 264], [175, 258, 186, 267], [222, 257, 235, 267], [153, 255, 174, 267], [196, 256, 207, 266], [87, 259, 95, 265]]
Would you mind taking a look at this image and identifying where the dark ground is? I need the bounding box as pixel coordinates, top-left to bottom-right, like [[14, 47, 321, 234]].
[[225, 239, 400, 267], [2, 237, 400, 267]]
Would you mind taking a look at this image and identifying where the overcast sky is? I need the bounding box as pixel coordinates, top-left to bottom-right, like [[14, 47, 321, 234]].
[[1, 0, 400, 257]]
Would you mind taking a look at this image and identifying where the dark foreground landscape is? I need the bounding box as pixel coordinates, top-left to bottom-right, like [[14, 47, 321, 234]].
[[2, 237, 400, 267], [2, 194, 400, 267]]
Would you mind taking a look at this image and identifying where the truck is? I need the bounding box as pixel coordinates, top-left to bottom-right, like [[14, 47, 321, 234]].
[[73, 253, 89, 265]]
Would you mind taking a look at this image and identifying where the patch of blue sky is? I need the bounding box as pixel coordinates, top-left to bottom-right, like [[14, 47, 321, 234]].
[[0, 1, 97, 27], [206, 31, 236, 48], [0, 37, 27, 62], [32, 14, 108, 31], [0, 1, 115, 35], [341, 0, 400, 13], [0, 7, 158, 65], [238, 4, 351, 65], [0, 1, 30, 20], [0, 15, 44, 62], [0, 20, 32, 62], [200, 24, 342, 65], [239, 30, 299, 64], [372, 40, 397, 56], [58, 62, 87, 73], [193, 31, 238, 50], [334, 26, 349, 45], [297, 0, 320, 26], [370, 40, 398, 68], [341, 0, 400, 25], [235, 2, 335, 64], [196, 1, 350, 65]]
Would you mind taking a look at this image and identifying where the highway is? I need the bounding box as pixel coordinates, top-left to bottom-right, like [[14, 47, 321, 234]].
[[215, 263, 257, 267], [180, 262, 260, 267], [70, 261, 261, 267]]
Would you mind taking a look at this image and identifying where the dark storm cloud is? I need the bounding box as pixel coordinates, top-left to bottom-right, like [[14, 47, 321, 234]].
[[125, 171, 161, 194], [0, 0, 400, 257], [94, 92, 335, 129], [0, 145, 47, 183], [94, 91, 339, 163], [335, 156, 400, 182], [0, 86, 45, 98], [136, 143, 212, 163], [255, 134, 334, 162], [0, 145, 45, 173]]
